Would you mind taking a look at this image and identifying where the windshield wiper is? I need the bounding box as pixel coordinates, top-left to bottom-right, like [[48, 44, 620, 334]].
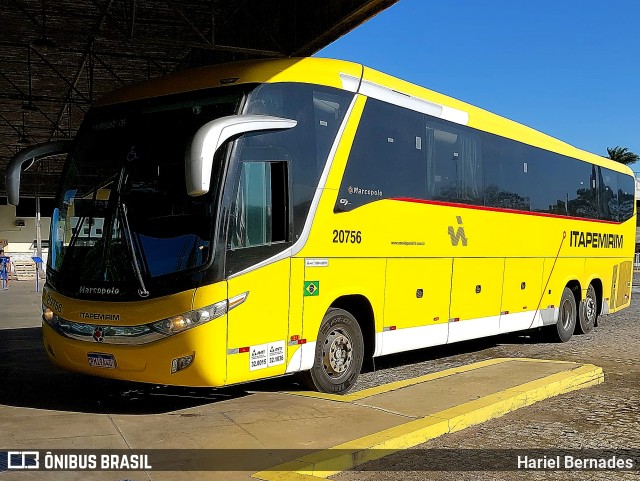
[[119, 202, 149, 298]]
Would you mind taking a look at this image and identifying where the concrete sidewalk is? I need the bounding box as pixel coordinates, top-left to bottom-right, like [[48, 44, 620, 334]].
[[0, 283, 603, 481], [0, 279, 42, 329]]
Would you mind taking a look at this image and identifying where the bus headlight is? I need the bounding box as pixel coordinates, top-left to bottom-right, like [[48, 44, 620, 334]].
[[150, 292, 247, 336], [42, 304, 58, 324], [152, 302, 225, 335]]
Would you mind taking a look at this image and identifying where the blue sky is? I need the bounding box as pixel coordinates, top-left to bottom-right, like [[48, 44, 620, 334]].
[[316, 0, 640, 168]]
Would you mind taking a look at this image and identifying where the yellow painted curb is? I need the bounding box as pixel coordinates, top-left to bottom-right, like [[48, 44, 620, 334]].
[[253, 360, 603, 481], [283, 357, 578, 403]]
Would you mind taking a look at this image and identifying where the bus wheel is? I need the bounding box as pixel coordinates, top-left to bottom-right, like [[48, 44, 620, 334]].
[[300, 308, 364, 394], [547, 287, 577, 342], [577, 284, 597, 334]]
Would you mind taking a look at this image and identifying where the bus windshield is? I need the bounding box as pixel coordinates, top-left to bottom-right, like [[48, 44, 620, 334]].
[[48, 87, 246, 298]]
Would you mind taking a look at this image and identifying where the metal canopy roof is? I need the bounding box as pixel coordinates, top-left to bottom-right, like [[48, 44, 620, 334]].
[[0, 0, 398, 199]]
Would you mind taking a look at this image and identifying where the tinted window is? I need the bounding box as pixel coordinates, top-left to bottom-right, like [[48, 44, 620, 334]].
[[229, 161, 288, 249], [597, 167, 618, 221], [528, 153, 596, 218], [336, 99, 426, 211], [618, 173, 635, 222], [244, 83, 353, 237], [426, 121, 483, 204], [337, 99, 482, 211], [336, 97, 633, 223], [484, 138, 530, 210]]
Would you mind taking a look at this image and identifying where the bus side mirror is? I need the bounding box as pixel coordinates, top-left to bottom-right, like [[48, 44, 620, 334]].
[[185, 115, 297, 196], [6, 140, 73, 205]]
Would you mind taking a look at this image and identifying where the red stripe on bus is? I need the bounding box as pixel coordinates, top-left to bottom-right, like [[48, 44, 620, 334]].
[[390, 198, 622, 225]]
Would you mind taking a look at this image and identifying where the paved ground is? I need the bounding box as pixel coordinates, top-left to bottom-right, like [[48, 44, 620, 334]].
[[333, 276, 640, 480], [0, 278, 42, 329]]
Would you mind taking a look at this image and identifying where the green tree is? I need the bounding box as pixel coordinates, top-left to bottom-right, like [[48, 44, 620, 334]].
[[606, 146, 639, 165]]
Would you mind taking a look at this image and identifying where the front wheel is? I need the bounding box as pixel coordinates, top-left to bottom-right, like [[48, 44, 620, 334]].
[[299, 308, 364, 394], [577, 284, 598, 334]]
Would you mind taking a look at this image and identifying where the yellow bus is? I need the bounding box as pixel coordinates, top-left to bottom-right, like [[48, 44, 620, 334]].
[[8, 58, 635, 393]]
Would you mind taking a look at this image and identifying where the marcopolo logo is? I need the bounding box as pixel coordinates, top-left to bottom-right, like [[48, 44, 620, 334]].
[[79, 286, 120, 296], [347, 185, 383, 197]]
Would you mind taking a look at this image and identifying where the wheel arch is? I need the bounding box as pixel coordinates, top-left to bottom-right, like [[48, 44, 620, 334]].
[[565, 279, 582, 306], [330, 294, 376, 362]]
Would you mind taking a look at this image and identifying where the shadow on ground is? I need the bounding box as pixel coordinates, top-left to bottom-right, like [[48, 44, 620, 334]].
[[0, 327, 263, 414], [368, 329, 548, 372], [0, 325, 551, 415]]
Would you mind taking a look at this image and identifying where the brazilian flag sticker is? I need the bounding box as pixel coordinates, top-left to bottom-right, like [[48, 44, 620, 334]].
[[304, 281, 320, 297]]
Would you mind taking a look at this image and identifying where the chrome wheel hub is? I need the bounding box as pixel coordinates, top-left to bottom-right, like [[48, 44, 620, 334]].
[[323, 327, 353, 378]]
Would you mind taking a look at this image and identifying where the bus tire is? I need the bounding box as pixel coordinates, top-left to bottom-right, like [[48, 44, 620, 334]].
[[577, 284, 597, 334], [546, 287, 577, 342], [299, 308, 364, 394]]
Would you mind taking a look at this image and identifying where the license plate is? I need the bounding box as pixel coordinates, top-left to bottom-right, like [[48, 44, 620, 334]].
[[88, 352, 117, 369]]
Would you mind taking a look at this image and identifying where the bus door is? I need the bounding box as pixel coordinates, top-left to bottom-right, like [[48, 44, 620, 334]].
[[224, 154, 292, 384]]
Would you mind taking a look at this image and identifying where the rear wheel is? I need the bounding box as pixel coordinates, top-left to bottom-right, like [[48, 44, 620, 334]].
[[577, 284, 597, 334], [299, 308, 364, 394], [546, 287, 577, 342]]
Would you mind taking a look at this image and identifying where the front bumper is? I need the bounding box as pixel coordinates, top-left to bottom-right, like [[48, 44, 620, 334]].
[[42, 318, 228, 387]]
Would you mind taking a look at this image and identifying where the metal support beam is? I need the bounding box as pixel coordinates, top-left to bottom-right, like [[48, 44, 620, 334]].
[[293, 0, 399, 56], [49, 0, 115, 141], [31, 48, 91, 104], [0, 113, 24, 138], [8, 0, 42, 32], [174, 7, 212, 47], [93, 54, 126, 85], [0, 71, 70, 137]]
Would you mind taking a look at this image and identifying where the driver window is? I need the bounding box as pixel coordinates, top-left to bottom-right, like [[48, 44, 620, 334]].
[[229, 160, 289, 250]]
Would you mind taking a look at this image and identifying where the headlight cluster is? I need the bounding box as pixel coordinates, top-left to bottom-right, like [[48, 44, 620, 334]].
[[41, 291, 248, 344], [151, 299, 228, 335], [43, 305, 58, 324]]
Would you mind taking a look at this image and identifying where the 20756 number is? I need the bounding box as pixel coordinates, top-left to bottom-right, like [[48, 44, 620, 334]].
[[332, 229, 362, 244]]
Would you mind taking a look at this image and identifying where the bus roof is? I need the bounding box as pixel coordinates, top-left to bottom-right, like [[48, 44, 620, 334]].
[[96, 57, 633, 177]]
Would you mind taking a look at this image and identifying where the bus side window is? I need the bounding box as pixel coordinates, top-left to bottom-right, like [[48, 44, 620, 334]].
[[597, 168, 618, 221], [483, 137, 530, 211], [426, 124, 482, 204], [617, 172, 634, 222], [229, 160, 289, 251], [336, 99, 425, 211], [225, 157, 291, 276]]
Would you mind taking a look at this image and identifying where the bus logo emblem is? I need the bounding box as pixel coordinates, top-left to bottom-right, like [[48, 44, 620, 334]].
[[93, 327, 105, 342], [448, 216, 468, 246]]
